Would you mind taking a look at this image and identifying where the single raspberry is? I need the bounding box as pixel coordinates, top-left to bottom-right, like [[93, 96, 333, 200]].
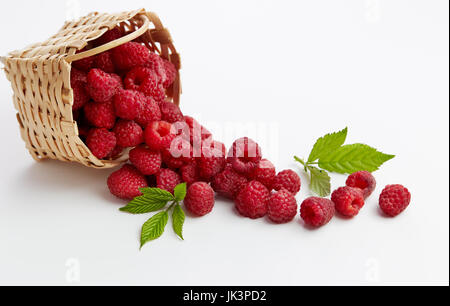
[[212, 165, 248, 199], [71, 82, 90, 111], [135, 97, 162, 128], [227, 137, 262, 176], [71, 68, 87, 84], [162, 59, 177, 88], [267, 189, 298, 224], [144, 121, 176, 151], [95, 28, 123, 46], [332, 187, 365, 217], [113, 120, 144, 148], [197, 141, 226, 181], [113, 89, 146, 120], [108, 146, 124, 159], [160, 101, 184, 123], [156, 168, 182, 194], [124, 66, 165, 102], [72, 49, 94, 71], [272, 170, 301, 195], [144, 52, 167, 83], [184, 182, 215, 217], [162, 137, 192, 170], [107, 164, 148, 200], [86, 128, 117, 159], [300, 197, 335, 228], [112, 42, 151, 71], [84, 101, 116, 129], [346, 171, 377, 199], [86, 69, 121, 103], [379, 185, 411, 217], [129, 145, 162, 176], [93, 51, 115, 73], [235, 181, 269, 219], [250, 159, 276, 190], [180, 162, 200, 186], [124, 67, 158, 90], [182, 116, 212, 145]]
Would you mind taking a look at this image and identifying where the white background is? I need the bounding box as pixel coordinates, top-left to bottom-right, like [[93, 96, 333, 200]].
[[0, 0, 448, 286]]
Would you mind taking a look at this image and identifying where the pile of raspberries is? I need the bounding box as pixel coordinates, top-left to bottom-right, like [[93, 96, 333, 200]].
[[71, 28, 411, 226]]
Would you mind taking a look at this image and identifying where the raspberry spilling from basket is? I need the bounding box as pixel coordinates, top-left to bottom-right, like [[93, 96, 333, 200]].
[[71, 28, 411, 249], [71, 29, 177, 161]]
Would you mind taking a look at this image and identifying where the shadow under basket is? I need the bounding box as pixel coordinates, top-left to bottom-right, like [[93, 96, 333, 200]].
[[1, 8, 181, 169]]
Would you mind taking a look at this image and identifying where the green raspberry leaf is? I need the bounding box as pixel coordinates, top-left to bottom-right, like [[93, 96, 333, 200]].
[[308, 166, 331, 197], [140, 211, 169, 249], [120, 196, 168, 214], [172, 204, 186, 240], [173, 183, 187, 202], [318, 144, 395, 174], [139, 188, 174, 202], [308, 127, 348, 163]]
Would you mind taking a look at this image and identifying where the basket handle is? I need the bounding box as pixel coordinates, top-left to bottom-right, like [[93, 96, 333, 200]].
[[65, 14, 150, 63]]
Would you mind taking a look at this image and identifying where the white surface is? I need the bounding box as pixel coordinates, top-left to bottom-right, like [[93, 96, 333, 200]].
[[0, 0, 448, 286]]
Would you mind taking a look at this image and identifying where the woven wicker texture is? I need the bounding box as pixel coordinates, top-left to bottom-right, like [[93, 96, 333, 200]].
[[1, 9, 181, 169]]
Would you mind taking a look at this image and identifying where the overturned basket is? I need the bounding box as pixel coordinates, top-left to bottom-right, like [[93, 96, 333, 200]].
[[1, 8, 181, 169]]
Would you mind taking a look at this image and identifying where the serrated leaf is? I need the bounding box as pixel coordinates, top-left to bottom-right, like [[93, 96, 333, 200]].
[[308, 166, 331, 197], [172, 204, 185, 240], [120, 196, 168, 214], [308, 127, 348, 163], [173, 183, 187, 202], [318, 144, 395, 174], [139, 188, 174, 202], [140, 211, 169, 249]]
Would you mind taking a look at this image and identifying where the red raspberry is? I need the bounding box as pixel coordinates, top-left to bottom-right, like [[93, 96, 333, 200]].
[[227, 137, 262, 176], [162, 138, 192, 170], [129, 145, 162, 176], [124, 66, 165, 103], [71, 82, 90, 111], [346, 171, 377, 199], [300, 197, 335, 228], [184, 182, 215, 217], [95, 28, 123, 46], [135, 97, 162, 128], [212, 165, 248, 199], [156, 169, 182, 194], [180, 162, 200, 186], [182, 116, 212, 145], [107, 164, 148, 200], [108, 146, 124, 159], [144, 121, 176, 151], [112, 42, 151, 71], [235, 181, 269, 219], [162, 59, 177, 88], [332, 187, 365, 217], [72, 49, 94, 71], [93, 51, 115, 73], [86, 69, 121, 103], [113, 120, 144, 148], [124, 67, 158, 90], [250, 159, 276, 190], [144, 53, 166, 83], [84, 101, 116, 129], [197, 141, 226, 181], [113, 89, 146, 120], [86, 128, 117, 159], [272, 170, 301, 195], [267, 189, 298, 224], [160, 102, 184, 123], [71, 68, 87, 84], [379, 185, 411, 217]]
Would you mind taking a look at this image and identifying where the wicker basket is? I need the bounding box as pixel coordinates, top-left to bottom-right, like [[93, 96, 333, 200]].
[[1, 8, 181, 169]]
